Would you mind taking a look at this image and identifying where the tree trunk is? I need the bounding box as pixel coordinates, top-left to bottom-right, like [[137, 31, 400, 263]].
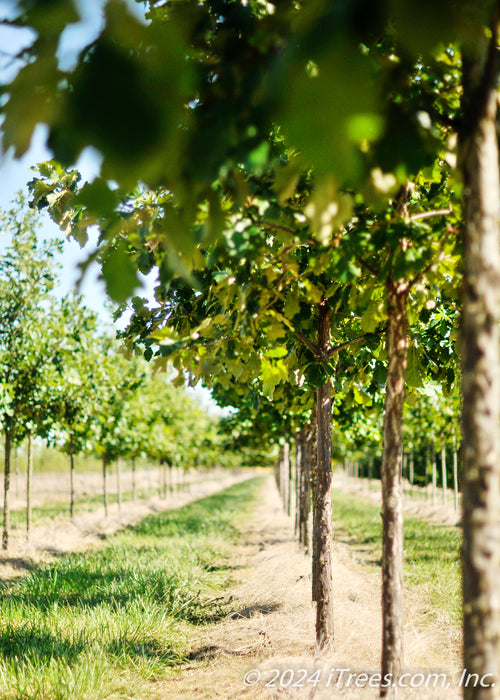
[[69, 435, 75, 519], [452, 431, 459, 514], [284, 441, 291, 516], [2, 424, 12, 550], [312, 300, 334, 650], [409, 449, 414, 494], [432, 441, 437, 506], [132, 458, 136, 502], [26, 431, 33, 542], [102, 455, 108, 517], [116, 457, 122, 520], [424, 443, 429, 500], [162, 461, 167, 499], [298, 425, 312, 553], [459, 22, 500, 698], [14, 445, 18, 501], [295, 432, 301, 537], [278, 446, 284, 506], [441, 435, 447, 506], [380, 281, 408, 696], [274, 456, 280, 492]]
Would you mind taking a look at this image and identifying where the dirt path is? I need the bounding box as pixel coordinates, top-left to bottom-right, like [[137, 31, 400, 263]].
[[155, 476, 462, 700], [0, 469, 253, 581]]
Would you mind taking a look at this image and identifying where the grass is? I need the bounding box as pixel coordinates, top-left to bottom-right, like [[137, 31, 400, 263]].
[[333, 491, 462, 627], [0, 476, 265, 699], [8, 480, 205, 529]]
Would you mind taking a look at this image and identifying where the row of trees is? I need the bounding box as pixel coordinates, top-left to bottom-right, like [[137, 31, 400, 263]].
[[0, 200, 256, 549], [1, 1, 499, 698]]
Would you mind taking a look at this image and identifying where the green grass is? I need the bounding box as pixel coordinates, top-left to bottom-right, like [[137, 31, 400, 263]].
[[333, 491, 462, 627], [0, 476, 265, 699]]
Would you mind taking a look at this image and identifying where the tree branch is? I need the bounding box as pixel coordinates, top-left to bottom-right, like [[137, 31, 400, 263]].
[[328, 326, 386, 357], [295, 330, 321, 359], [259, 221, 298, 237], [355, 255, 380, 278], [409, 208, 453, 222]]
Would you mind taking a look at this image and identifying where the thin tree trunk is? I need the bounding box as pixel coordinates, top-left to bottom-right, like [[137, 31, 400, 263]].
[[285, 438, 292, 515], [298, 425, 312, 552], [432, 442, 437, 506], [102, 455, 108, 517], [69, 435, 75, 519], [116, 457, 122, 520], [380, 281, 408, 696], [312, 300, 334, 650], [425, 443, 430, 500], [295, 432, 302, 537], [441, 434, 447, 506], [131, 458, 136, 502], [409, 449, 414, 495], [26, 431, 33, 542], [162, 461, 167, 498], [2, 424, 12, 550], [278, 446, 284, 506], [14, 445, 18, 501], [452, 431, 459, 513], [459, 20, 500, 697]]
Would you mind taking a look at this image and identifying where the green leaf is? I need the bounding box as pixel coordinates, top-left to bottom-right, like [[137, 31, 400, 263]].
[[101, 242, 139, 303]]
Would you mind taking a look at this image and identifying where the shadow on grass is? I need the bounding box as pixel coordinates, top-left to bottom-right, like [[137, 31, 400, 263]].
[[0, 626, 86, 663], [0, 478, 265, 671], [228, 602, 281, 619], [106, 637, 183, 664]]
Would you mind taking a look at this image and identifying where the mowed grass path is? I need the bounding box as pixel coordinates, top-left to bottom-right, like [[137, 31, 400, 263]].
[[333, 491, 462, 628], [0, 476, 265, 699]]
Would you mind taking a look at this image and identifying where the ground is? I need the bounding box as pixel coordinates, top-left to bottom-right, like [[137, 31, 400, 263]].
[[0, 470, 463, 699], [0, 467, 247, 579], [155, 475, 462, 699]]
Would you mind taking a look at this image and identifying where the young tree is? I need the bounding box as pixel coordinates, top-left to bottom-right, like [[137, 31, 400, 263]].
[[0, 199, 62, 549]]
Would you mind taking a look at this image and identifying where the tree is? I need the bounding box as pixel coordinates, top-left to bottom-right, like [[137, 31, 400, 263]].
[[0, 198, 62, 549], [459, 14, 500, 698], [49, 296, 101, 518], [2, 0, 500, 691]]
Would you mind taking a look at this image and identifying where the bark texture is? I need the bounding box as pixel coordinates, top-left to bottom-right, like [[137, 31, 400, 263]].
[[102, 455, 109, 517], [116, 457, 122, 520], [460, 21, 500, 699], [2, 425, 11, 550], [69, 436, 75, 519], [380, 282, 408, 697], [26, 432, 33, 541], [298, 424, 312, 553], [312, 300, 334, 650]]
